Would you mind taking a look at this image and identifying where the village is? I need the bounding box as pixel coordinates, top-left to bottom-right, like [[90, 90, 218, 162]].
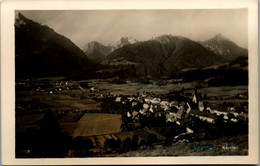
[[15, 78, 249, 157]]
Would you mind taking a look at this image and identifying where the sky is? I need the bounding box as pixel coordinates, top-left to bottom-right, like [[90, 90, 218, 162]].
[[19, 9, 248, 49]]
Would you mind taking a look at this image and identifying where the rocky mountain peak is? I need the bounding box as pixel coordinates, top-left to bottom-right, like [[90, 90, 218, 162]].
[[83, 41, 105, 52], [201, 34, 247, 61], [15, 13, 27, 27], [114, 36, 138, 49], [211, 33, 231, 42], [153, 34, 189, 43]]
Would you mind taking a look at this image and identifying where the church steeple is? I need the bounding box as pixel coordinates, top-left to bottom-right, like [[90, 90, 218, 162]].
[[192, 90, 198, 104]]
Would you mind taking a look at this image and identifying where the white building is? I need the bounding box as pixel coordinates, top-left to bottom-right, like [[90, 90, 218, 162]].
[[198, 101, 204, 112], [192, 94, 197, 104], [115, 97, 122, 102]]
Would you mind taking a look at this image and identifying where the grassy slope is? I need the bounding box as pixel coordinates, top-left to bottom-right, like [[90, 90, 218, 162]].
[[118, 134, 248, 156]]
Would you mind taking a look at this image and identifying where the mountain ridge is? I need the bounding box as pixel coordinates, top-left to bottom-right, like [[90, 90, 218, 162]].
[[106, 35, 226, 76], [200, 34, 248, 61], [15, 13, 93, 78], [82, 37, 139, 63]]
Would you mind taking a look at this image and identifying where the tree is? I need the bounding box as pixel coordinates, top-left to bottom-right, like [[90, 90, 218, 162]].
[[114, 138, 121, 150], [132, 134, 139, 150], [122, 137, 132, 152], [147, 134, 157, 146], [203, 94, 208, 99], [104, 139, 115, 152]]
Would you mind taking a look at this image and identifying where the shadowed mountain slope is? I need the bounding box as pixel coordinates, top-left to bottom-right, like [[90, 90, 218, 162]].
[[15, 13, 93, 78], [106, 35, 225, 76]]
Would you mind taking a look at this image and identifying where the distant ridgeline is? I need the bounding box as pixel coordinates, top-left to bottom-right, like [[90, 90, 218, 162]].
[[15, 13, 248, 84]]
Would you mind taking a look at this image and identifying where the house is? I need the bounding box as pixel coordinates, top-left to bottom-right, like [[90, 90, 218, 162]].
[[139, 108, 148, 115], [90, 87, 95, 93], [206, 107, 211, 112], [150, 98, 161, 104], [239, 112, 248, 120], [186, 102, 191, 114], [115, 97, 122, 102], [227, 107, 236, 111], [137, 96, 144, 103], [155, 111, 164, 117], [36, 87, 40, 91], [223, 115, 229, 120], [166, 112, 177, 122], [149, 106, 154, 113], [169, 101, 179, 108], [143, 103, 149, 109], [198, 101, 204, 112], [160, 101, 170, 111], [160, 101, 169, 106], [197, 115, 214, 123], [144, 97, 153, 103], [186, 127, 194, 134], [176, 106, 185, 118], [231, 118, 238, 123], [231, 112, 239, 117], [132, 111, 139, 117], [164, 105, 171, 111], [127, 97, 135, 102], [132, 101, 138, 107], [127, 111, 131, 118], [212, 110, 228, 116], [141, 94, 147, 97], [121, 99, 128, 104], [238, 94, 247, 99]]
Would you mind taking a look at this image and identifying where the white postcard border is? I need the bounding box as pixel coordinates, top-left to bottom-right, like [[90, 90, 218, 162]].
[[1, 0, 258, 165]]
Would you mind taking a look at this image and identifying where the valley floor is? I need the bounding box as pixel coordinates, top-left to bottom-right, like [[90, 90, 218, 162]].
[[15, 77, 248, 158]]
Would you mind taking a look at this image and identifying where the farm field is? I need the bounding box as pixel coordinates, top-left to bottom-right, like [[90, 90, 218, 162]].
[[87, 79, 194, 95], [186, 86, 248, 97], [16, 92, 102, 112], [87, 79, 248, 99], [73, 113, 122, 137]]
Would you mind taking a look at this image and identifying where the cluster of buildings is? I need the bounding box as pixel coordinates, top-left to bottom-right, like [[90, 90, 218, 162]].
[[113, 91, 247, 125]]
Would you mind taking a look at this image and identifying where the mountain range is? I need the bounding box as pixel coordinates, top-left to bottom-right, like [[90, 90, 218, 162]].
[[15, 13, 248, 78], [105, 35, 226, 76], [84, 34, 247, 66]]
